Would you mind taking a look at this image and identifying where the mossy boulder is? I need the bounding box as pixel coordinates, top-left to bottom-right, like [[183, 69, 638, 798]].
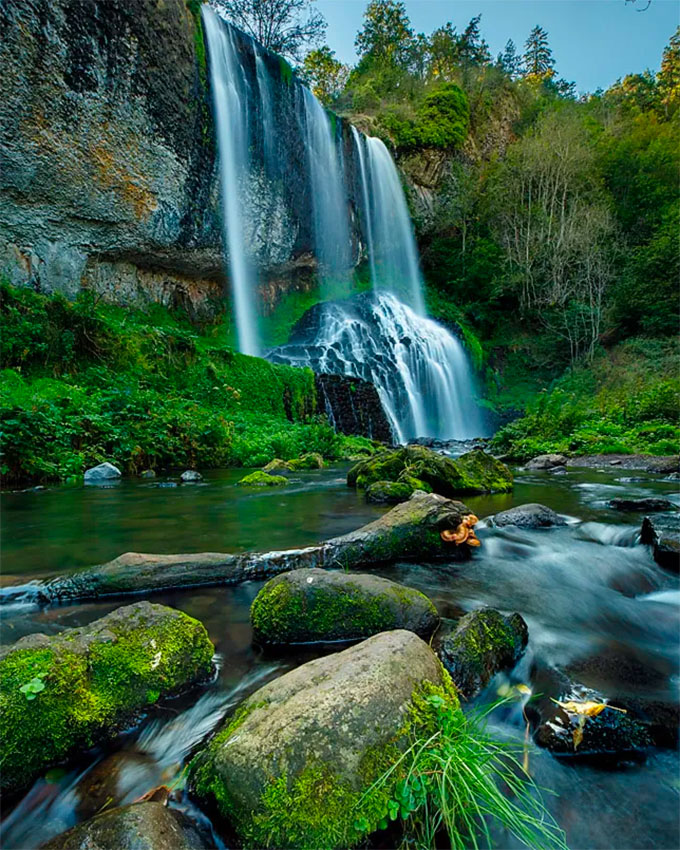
[[348, 446, 512, 496], [43, 802, 208, 849], [289, 452, 325, 470], [190, 630, 457, 849], [365, 480, 414, 504], [262, 458, 294, 473], [250, 568, 439, 644], [438, 608, 528, 699], [0, 602, 214, 792], [237, 470, 289, 487]]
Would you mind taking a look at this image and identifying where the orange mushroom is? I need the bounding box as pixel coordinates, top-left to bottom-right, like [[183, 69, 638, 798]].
[[440, 514, 481, 546]]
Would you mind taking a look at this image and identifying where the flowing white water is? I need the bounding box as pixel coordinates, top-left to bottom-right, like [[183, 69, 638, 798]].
[[362, 136, 425, 314], [351, 126, 377, 286], [302, 88, 352, 291], [203, 8, 260, 355], [269, 291, 485, 442]]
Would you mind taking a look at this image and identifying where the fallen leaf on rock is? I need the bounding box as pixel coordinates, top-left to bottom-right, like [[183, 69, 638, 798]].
[[133, 785, 171, 805], [551, 699, 627, 717]]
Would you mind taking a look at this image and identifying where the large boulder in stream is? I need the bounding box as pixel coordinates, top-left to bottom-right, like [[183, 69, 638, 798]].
[[488, 503, 566, 529], [609, 497, 676, 512], [250, 568, 439, 645], [525, 454, 567, 470], [640, 513, 680, 571], [43, 802, 208, 850], [0, 602, 214, 792], [190, 630, 457, 849], [348, 446, 512, 496], [437, 608, 528, 699]]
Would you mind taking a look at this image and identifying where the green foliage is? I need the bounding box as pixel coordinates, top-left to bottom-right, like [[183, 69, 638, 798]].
[[0, 284, 374, 484], [491, 339, 680, 459], [19, 675, 46, 701], [380, 84, 469, 151]]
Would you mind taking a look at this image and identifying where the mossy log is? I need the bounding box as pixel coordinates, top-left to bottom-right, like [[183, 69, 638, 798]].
[[13, 492, 471, 604], [0, 602, 214, 793]]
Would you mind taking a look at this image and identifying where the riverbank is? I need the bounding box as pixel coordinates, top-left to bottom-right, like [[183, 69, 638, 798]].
[[0, 283, 377, 486]]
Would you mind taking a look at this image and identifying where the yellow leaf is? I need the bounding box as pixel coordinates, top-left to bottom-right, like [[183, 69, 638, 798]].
[[516, 684, 532, 695], [551, 698, 626, 717], [573, 715, 587, 750]]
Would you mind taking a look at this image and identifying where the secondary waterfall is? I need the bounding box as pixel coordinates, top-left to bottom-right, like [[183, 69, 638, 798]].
[[203, 8, 259, 355], [302, 88, 352, 292], [268, 292, 485, 443], [354, 133, 425, 314]]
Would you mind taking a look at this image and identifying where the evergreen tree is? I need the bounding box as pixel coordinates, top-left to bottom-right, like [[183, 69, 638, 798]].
[[355, 0, 415, 68], [458, 14, 491, 65], [523, 25, 555, 79], [657, 25, 680, 115], [497, 38, 522, 78]]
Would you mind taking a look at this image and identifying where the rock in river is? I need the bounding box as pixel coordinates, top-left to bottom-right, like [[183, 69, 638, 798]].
[[180, 470, 203, 482], [0, 602, 214, 792], [365, 480, 415, 504], [348, 446, 512, 496], [640, 513, 680, 571], [438, 608, 528, 699], [525, 454, 568, 470], [488, 503, 566, 529], [43, 802, 208, 850], [250, 568, 439, 645], [190, 630, 457, 849], [237, 470, 288, 487], [608, 497, 676, 512], [84, 462, 121, 482]]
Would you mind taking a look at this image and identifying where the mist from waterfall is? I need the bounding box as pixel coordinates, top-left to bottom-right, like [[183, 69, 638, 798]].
[[203, 7, 259, 356], [302, 89, 352, 292]]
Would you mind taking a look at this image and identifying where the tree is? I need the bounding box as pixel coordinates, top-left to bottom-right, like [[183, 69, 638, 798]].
[[211, 0, 326, 61], [428, 23, 460, 80], [300, 46, 349, 105], [458, 15, 491, 66], [497, 39, 522, 78], [657, 26, 680, 115], [355, 0, 415, 68], [523, 25, 555, 79]]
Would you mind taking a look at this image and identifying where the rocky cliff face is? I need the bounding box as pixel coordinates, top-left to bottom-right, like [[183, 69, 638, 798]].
[[0, 0, 363, 319]]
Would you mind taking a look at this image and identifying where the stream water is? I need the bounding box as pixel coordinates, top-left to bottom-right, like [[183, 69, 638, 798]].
[[1, 465, 679, 849]]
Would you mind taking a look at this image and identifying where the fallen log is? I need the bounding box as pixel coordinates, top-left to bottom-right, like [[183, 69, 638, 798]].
[[6, 492, 471, 604]]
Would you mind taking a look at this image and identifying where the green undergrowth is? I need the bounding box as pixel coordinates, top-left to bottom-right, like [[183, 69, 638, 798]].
[[0, 283, 377, 484], [491, 337, 680, 459]]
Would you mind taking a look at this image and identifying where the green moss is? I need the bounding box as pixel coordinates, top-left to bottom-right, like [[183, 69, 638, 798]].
[[366, 480, 413, 504], [0, 606, 214, 791], [279, 56, 294, 86], [237, 470, 289, 487], [192, 676, 459, 849]]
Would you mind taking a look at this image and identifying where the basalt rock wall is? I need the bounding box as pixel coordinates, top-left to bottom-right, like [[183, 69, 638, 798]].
[[0, 0, 363, 319]]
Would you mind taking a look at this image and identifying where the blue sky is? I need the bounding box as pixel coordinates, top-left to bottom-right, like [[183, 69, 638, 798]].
[[315, 0, 679, 93]]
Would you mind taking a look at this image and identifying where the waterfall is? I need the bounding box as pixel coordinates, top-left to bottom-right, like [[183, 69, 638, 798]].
[[203, 8, 260, 356], [268, 291, 485, 442], [351, 126, 377, 286], [302, 89, 352, 292]]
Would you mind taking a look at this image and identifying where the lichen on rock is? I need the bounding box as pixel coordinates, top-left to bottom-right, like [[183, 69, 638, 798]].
[[0, 601, 214, 792], [189, 629, 458, 850], [250, 568, 439, 644]]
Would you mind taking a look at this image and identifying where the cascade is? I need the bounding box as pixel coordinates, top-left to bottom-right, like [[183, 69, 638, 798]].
[[302, 88, 352, 292], [269, 291, 484, 442], [202, 8, 260, 355]]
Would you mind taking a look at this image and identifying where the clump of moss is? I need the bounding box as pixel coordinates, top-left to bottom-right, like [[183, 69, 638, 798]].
[[237, 470, 289, 487], [0, 602, 214, 792], [366, 480, 414, 504]]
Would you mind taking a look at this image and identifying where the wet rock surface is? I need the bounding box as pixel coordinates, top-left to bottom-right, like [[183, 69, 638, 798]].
[[314, 373, 393, 442], [488, 503, 566, 529], [250, 568, 439, 644], [640, 513, 680, 571], [526, 454, 568, 470], [42, 801, 209, 850], [608, 497, 676, 511], [84, 462, 121, 482], [189, 630, 451, 848], [437, 608, 528, 699], [0, 602, 214, 792], [566, 455, 679, 472]]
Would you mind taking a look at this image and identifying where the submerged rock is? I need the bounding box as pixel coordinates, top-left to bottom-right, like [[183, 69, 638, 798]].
[[608, 497, 676, 512], [140, 469, 156, 479], [640, 513, 680, 571], [438, 608, 528, 699], [528, 668, 653, 761], [180, 470, 203, 482], [365, 480, 414, 504], [84, 462, 121, 482], [348, 446, 512, 496], [489, 503, 566, 529], [525, 454, 568, 470], [43, 802, 208, 850], [190, 630, 456, 849], [237, 471, 288, 487], [250, 568, 439, 645], [0, 602, 214, 792]]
